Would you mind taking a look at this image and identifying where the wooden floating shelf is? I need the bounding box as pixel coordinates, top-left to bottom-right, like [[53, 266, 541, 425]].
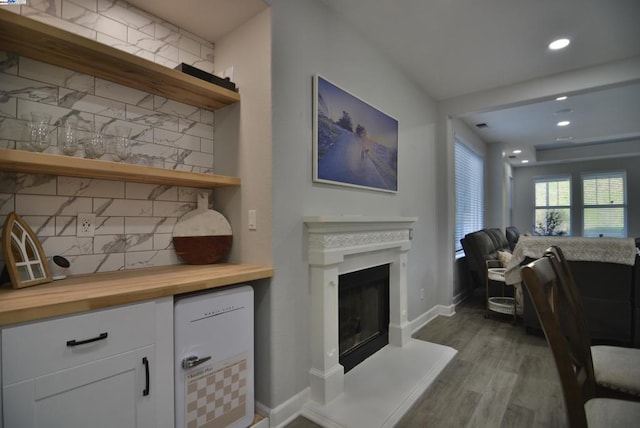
[[0, 149, 240, 188], [0, 9, 240, 111]]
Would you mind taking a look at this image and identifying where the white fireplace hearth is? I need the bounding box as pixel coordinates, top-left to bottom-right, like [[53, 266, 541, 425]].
[[301, 216, 457, 428]]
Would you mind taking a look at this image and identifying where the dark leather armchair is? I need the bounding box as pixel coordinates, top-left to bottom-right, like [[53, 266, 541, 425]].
[[460, 228, 511, 289], [506, 226, 520, 251]]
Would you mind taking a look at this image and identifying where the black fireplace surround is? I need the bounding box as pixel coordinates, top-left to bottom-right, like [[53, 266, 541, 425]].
[[338, 264, 390, 373]]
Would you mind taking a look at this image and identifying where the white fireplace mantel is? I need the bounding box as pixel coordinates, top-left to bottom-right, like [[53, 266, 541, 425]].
[[303, 215, 417, 404]]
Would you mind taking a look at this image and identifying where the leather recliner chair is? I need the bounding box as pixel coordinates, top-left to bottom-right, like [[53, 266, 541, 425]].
[[506, 226, 520, 251], [460, 228, 511, 289]]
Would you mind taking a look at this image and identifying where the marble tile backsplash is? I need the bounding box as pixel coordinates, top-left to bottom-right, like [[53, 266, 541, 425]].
[[0, 0, 221, 276]]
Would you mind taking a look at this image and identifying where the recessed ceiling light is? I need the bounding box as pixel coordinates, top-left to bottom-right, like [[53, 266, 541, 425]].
[[513, 149, 522, 154], [521, 160, 529, 164], [556, 96, 568, 101], [557, 120, 571, 127], [556, 136, 574, 141], [549, 38, 570, 50]]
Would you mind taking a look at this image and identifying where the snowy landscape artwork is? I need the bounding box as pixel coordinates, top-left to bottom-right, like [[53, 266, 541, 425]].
[[313, 75, 398, 192]]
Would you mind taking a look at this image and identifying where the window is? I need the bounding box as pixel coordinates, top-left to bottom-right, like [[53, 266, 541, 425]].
[[534, 177, 571, 235], [582, 172, 626, 237], [455, 139, 483, 253]]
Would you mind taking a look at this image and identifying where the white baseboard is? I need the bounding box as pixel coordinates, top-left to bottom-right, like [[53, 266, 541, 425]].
[[411, 303, 456, 334], [257, 388, 310, 428]]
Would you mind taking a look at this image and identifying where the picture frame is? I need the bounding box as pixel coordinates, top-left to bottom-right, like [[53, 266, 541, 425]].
[[313, 75, 398, 192]]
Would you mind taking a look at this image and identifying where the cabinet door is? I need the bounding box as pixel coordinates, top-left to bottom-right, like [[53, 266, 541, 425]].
[[3, 346, 155, 428]]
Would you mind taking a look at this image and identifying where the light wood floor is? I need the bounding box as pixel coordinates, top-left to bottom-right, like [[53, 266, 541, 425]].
[[286, 289, 566, 428]]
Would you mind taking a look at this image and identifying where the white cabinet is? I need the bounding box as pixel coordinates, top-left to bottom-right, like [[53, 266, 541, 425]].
[[1, 300, 173, 428]]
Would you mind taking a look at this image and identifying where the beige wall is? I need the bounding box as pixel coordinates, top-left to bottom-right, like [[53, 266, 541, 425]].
[[213, 9, 273, 266]]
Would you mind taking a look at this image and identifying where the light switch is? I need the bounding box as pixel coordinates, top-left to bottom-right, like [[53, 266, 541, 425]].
[[248, 209, 257, 230]]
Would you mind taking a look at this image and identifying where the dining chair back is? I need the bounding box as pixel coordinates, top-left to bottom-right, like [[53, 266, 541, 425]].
[[521, 255, 595, 427], [545, 245, 640, 401]]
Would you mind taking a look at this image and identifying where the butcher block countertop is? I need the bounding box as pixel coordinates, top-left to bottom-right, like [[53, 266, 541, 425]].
[[0, 263, 273, 327]]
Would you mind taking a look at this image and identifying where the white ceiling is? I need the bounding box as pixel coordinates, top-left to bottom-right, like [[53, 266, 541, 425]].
[[320, 0, 640, 101], [126, 0, 640, 165], [460, 81, 640, 163], [319, 0, 640, 165]]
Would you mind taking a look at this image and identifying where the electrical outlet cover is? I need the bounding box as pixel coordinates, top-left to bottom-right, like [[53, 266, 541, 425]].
[[77, 213, 96, 237]]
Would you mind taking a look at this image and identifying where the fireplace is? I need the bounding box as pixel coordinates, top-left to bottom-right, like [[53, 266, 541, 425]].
[[301, 216, 458, 427], [303, 215, 417, 404], [339, 264, 390, 373]]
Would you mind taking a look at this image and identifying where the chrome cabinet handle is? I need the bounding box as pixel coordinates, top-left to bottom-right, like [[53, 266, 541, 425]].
[[181, 355, 212, 369]]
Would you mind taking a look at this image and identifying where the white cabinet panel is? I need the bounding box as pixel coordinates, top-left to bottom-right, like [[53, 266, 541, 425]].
[[3, 346, 155, 428], [3, 346, 154, 428], [2, 302, 155, 385]]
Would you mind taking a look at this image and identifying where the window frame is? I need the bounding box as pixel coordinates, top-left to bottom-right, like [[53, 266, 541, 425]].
[[533, 175, 572, 236]]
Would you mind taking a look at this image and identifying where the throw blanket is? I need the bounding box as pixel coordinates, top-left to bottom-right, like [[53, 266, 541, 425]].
[[504, 236, 637, 285]]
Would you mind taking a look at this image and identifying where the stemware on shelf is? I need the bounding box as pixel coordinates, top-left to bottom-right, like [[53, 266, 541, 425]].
[[28, 112, 52, 152], [112, 125, 132, 162], [58, 118, 78, 156], [84, 131, 107, 159]]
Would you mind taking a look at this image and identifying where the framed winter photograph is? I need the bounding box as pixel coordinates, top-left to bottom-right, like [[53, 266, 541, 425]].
[[313, 75, 398, 192]]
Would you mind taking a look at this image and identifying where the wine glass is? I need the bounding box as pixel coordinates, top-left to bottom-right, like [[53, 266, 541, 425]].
[[29, 112, 52, 152], [113, 126, 132, 162], [58, 118, 78, 156], [84, 132, 107, 159]]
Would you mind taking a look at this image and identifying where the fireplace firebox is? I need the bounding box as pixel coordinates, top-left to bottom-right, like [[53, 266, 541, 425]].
[[339, 264, 390, 373]]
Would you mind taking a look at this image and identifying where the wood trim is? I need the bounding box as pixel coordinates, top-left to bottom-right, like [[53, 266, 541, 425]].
[[0, 263, 273, 326], [0, 9, 240, 111], [0, 149, 240, 188]]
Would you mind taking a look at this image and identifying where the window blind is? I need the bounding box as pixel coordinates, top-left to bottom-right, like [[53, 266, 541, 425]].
[[582, 172, 626, 237], [455, 140, 483, 253]]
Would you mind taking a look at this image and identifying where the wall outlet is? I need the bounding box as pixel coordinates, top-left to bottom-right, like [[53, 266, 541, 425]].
[[77, 213, 96, 237]]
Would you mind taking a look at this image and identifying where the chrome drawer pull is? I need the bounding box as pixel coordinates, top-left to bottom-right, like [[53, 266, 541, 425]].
[[66, 332, 108, 347], [181, 355, 212, 369]]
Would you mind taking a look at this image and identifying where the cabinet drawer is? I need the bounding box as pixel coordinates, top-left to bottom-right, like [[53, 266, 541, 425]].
[[2, 301, 155, 385]]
